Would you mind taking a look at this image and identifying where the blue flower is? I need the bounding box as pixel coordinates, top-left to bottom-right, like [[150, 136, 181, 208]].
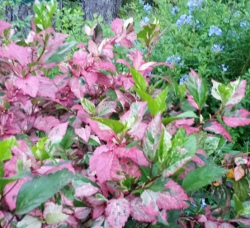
[[187, 0, 203, 14], [195, 20, 202, 29], [240, 21, 249, 28], [176, 14, 193, 28], [221, 64, 228, 72], [179, 74, 188, 84], [143, 3, 152, 12], [200, 198, 206, 209], [141, 16, 150, 25], [209, 26, 222, 36], [171, 6, 179, 15], [166, 55, 184, 66], [211, 44, 224, 52]]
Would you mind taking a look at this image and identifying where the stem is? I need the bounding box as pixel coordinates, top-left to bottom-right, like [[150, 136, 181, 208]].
[[134, 174, 160, 191]]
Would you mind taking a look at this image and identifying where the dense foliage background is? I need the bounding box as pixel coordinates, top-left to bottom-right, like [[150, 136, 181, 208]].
[[0, 0, 250, 227]]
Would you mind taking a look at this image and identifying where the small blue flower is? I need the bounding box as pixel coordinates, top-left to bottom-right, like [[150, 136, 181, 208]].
[[209, 26, 222, 36], [195, 20, 202, 29], [187, 0, 203, 14], [211, 44, 224, 52], [171, 6, 179, 15], [143, 3, 152, 12], [240, 21, 249, 28], [179, 74, 188, 84], [141, 16, 149, 25], [221, 64, 228, 72], [146, 71, 152, 77], [166, 55, 184, 66], [200, 198, 206, 209], [176, 14, 193, 28]]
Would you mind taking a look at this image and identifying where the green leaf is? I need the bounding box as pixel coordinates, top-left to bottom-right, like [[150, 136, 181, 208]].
[[134, 88, 161, 116], [177, 111, 198, 119], [95, 193, 108, 202], [233, 194, 243, 215], [162, 131, 196, 177], [74, 174, 100, 189], [182, 162, 228, 192], [155, 88, 168, 113], [157, 128, 172, 165], [16, 169, 74, 215], [32, 137, 50, 161], [45, 41, 77, 64], [73, 199, 87, 207], [238, 201, 250, 217], [92, 117, 125, 134], [0, 137, 17, 161], [81, 98, 95, 115], [131, 68, 147, 92], [233, 178, 249, 202]]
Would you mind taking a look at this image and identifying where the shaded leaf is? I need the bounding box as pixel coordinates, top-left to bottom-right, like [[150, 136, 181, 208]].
[[182, 162, 228, 192], [16, 169, 74, 215]]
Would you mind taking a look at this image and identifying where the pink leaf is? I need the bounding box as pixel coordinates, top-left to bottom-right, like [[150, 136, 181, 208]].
[[192, 149, 207, 166], [226, 80, 246, 106], [88, 40, 99, 56], [95, 61, 116, 72], [187, 95, 200, 110], [75, 183, 99, 198], [0, 21, 11, 37], [234, 165, 245, 181], [14, 75, 39, 97], [219, 223, 235, 228], [111, 18, 124, 35], [36, 76, 58, 99], [89, 148, 122, 183], [130, 197, 157, 223], [4, 178, 29, 211], [48, 122, 69, 144], [156, 179, 189, 210], [88, 119, 115, 142], [105, 198, 130, 228], [119, 158, 141, 177], [93, 205, 106, 219], [115, 147, 149, 166], [96, 100, 117, 117], [203, 121, 232, 142], [74, 208, 91, 220], [175, 118, 200, 135], [223, 109, 250, 127], [75, 126, 91, 142], [34, 116, 60, 132], [204, 221, 218, 228]]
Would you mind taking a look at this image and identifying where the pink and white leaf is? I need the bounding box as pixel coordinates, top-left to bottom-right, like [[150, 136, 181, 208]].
[[130, 197, 157, 223], [14, 75, 39, 98], [75, 126, 91, 142], [111, 18, 123, 35], [203, 121, 232, 142], [34, 116, 60, 132], [223, 109, 250, 127], [96, 100, 117, 117], [156, 179, 189, 210], [187, 95, 200, 110], [226, 79, 246, 106], [75, 183, 99, 198], [48, 122, 69, 144], [105, 198, 130, 228], [234, 165, 245, 181]]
